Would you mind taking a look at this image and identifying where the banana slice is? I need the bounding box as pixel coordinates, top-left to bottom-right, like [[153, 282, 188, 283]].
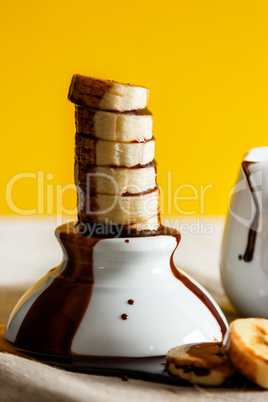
[[228, 318, 268, 389], [77, 187, 160, 225], [68, 74, 149, 112], [78, 215, 161, 234], [76, 133, 155, 167], [75, 161, 157, 195], [166, 343, 234, 386], [126, 215, 160, 231], [75, 106, 153, 142]]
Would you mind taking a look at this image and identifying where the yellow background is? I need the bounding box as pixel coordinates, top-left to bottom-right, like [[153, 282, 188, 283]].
[[1, 0, 268, 217]]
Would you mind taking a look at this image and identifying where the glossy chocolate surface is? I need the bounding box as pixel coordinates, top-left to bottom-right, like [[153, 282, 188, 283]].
[[240, 161, 259, 262]]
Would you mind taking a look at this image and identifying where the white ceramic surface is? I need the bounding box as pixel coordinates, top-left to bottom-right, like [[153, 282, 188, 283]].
[[5, 234, 227, 357], [221, 147, 268, 317]]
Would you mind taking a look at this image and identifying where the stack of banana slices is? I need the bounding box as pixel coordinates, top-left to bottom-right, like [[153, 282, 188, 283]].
[[68, 74, 160, 231]]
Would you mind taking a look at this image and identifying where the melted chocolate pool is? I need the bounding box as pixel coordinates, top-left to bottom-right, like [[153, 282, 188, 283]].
[[167, 342, 232, 377]]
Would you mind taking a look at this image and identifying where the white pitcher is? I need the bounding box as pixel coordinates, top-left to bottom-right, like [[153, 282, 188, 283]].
[[221, 146, 268, 317]]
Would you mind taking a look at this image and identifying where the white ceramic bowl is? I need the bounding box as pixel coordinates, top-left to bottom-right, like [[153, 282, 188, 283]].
[[5, 225, 227, 357]]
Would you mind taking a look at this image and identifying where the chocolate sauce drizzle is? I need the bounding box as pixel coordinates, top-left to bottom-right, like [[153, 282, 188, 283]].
[[76, 131, 155, 144], [14, 225, 100, 354], [108, 161, 157, 170], [121, 108, 152, 116], [76, 105, 152, 116], [169, 231, 227, 339], [122, 187, 158, 197], [241, 161, 259, 262]]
